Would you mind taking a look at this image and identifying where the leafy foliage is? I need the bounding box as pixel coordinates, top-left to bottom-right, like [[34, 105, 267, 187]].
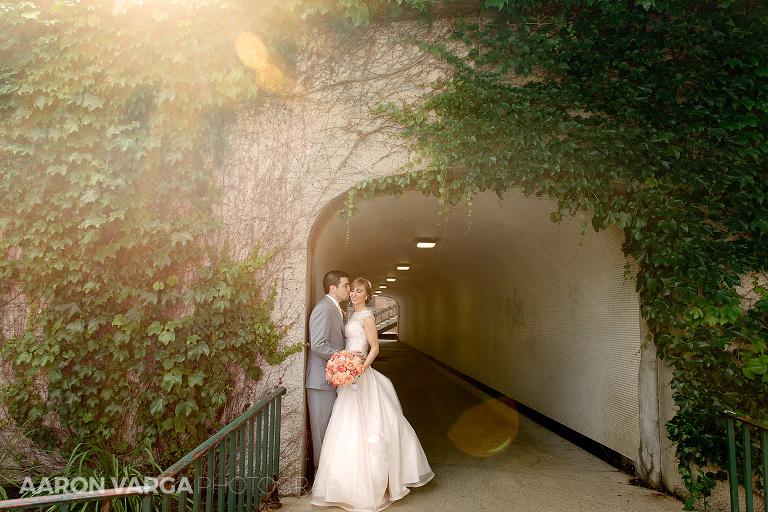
[[0, 0, 300, 465], [19, 440, 163, 511], [347, 0, 768, 495], [2, 0, 765, 497], [286, 0, 435, 28]]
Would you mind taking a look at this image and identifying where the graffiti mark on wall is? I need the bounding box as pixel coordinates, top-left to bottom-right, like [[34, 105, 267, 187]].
[[505, 290, 525, 335]]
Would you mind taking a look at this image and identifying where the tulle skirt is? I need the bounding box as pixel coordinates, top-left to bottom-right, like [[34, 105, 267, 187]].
[[310, 368, 434, 511]]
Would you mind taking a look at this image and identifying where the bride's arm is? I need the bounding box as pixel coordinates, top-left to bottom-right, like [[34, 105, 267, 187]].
[[361, 316, 379, 371]]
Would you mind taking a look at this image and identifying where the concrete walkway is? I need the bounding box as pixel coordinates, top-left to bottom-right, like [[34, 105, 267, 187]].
[[282, 340, 686, 512]]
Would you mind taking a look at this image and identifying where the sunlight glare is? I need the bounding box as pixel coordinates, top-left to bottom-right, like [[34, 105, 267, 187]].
[[448, 399, 519, 457]]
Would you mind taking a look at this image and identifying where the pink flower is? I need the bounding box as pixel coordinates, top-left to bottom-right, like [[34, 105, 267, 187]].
[[326, 352, 364, 387]]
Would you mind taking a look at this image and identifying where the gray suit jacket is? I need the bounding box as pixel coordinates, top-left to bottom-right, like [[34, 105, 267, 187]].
[[305, 295, 346, 391]]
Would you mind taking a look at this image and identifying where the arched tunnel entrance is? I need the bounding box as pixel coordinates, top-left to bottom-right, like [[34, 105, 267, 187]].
[[308, 189, 647, 470]]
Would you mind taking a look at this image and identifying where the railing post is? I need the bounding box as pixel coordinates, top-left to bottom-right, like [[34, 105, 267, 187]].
[[726, 415, 740, 512], [761, 430, 768, 512], [228, 430, 236, 512], [142, 495, 152, 512], [247, 417, 255, 512], [218, 436, 226, 512], [269, 399, 277, 483], [743, 425, 753, 512], [261, 410, 269, 497], [238, 424, 246, 512], [275, 398, 280, 475], [179, 485, 188, 512], [271, 393, 283, 509], [206, 450, 215, 512], [162, 485, 172, 512], [256, 411, 263, 503], [193, 458, 202, 512]]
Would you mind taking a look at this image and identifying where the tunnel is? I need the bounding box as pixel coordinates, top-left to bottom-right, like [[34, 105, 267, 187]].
[[307, 188, 646, 466]]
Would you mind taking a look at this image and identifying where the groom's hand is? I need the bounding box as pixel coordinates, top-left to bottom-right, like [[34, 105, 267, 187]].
[[351, 351, 364, 359]]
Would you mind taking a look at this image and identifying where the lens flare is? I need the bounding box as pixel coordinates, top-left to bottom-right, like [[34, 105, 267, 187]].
[[235, 32, 268, 70], [255, 63, 283, 92], [448, 398, 519, 457], [235, 32, 283, 92]]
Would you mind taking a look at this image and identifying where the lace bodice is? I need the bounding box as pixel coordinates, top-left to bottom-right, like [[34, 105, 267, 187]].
[[345, 309, 373, 356]]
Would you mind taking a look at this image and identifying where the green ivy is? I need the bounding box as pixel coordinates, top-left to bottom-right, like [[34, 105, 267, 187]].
[[0, 0, 302, 464], [287, 0, 435, 27], [346, 0, 768, 496], [0, 0, 439, 472], [3, 0, 766, 496]]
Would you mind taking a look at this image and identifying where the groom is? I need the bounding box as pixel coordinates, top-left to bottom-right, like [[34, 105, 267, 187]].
[[306, 270, 350, 469]]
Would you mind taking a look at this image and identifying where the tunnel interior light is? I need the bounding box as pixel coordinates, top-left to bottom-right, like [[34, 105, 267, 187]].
[[416, 238, 437, 249], [396, 265, 410, 271]]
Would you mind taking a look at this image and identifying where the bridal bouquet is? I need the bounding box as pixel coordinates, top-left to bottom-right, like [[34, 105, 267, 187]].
[[325, 351, 364, 387]]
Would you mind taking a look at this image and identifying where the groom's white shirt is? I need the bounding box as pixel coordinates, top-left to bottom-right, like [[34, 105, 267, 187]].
[[326, 293, 343, 318], [325, 293, 341, 311]]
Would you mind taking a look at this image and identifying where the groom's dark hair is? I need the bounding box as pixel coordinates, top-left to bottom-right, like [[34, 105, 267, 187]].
[[323, 270, 349, 294]]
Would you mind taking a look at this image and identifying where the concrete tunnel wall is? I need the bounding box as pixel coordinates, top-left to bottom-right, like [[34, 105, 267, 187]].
[[310, 190, 645, 463]]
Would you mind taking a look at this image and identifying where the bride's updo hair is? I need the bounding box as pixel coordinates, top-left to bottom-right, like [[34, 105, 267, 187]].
[[352, 277, 372, 302]]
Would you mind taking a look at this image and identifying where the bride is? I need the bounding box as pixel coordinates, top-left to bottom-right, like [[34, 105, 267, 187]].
[[310, 278, 434, 511]]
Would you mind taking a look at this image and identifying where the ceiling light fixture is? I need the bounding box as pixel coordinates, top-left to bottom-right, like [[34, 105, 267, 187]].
[[396, 265, 410, 271], [379, 285, 387, 289], [386, 278, 396, 282], [416, 238, 437, 248]]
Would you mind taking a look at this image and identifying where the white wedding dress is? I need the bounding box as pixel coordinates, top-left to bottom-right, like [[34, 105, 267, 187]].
[[310, 309, 434, 511]]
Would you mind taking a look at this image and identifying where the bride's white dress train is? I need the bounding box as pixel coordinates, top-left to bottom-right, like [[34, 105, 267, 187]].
[[310, 309, 434, 511]]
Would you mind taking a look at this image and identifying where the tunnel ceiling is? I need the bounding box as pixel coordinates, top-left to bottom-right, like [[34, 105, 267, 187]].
[[313, 189, 596, 304]]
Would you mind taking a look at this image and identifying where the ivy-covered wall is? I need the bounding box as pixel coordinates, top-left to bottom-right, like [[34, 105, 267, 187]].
[[0, 0, 309, 484], [1, 0, 766, 504], [0, 0, 452, 492]]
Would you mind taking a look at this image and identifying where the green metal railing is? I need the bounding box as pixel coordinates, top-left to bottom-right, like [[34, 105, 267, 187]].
[[0, 386, 286, 512], [723, 410, 768, 512], [0, 486, 155, 512], [157, 386, 286, 512]]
